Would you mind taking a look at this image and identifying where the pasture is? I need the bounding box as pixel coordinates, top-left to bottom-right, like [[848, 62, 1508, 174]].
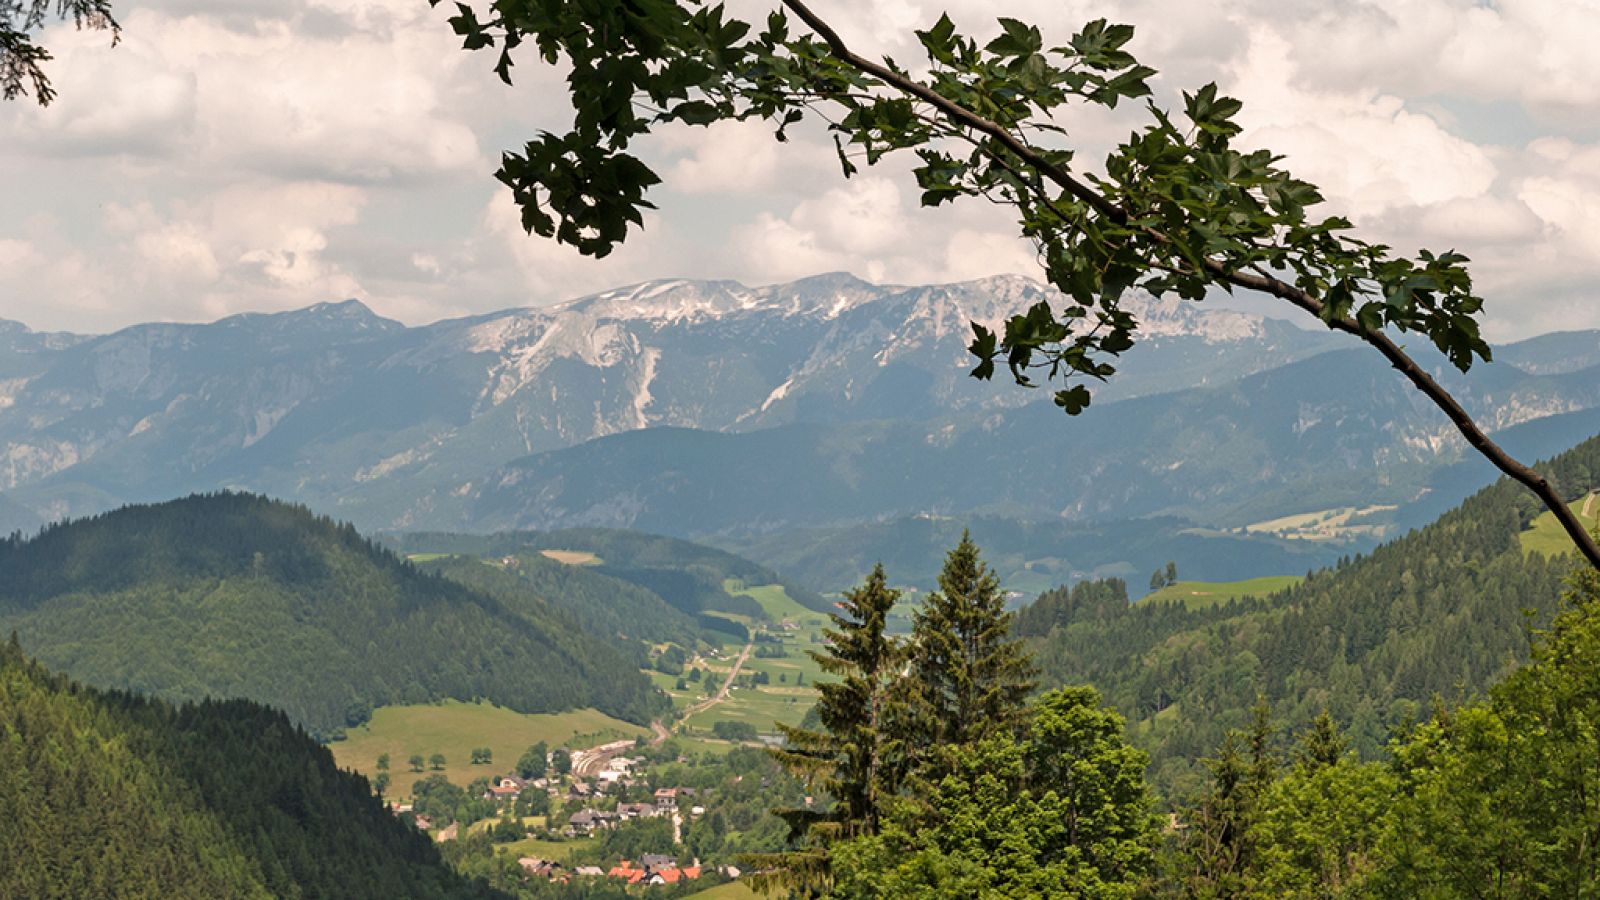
[[329, 700, 647, 794], [1143, 576, 1303, 609], [1520, 492, 1600, 557]]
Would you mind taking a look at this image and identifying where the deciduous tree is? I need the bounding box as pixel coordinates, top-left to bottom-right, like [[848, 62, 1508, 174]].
[[437, 0, 1600, 570]]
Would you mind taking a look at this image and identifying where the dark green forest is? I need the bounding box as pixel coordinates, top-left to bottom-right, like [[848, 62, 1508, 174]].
[[417, 552, 703, 651], [0, 494, 666, 737], [390, 527, 829, 615], [1019, 434, 1600, 799], [0, 638, 502, 899]]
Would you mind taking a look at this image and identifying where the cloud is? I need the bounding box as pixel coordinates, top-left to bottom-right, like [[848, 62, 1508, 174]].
[[664, 120, 791, 195], [734, 175, 1035, 286], [0, 0, 1598, 342], [3, 3, 485, 183]]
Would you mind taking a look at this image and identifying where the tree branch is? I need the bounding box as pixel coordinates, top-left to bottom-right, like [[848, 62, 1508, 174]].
[[780, 0, 1600, 571]]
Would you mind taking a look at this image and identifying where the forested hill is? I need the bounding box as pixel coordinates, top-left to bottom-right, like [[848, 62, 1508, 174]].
[[1020, 434, 1600, 800], [391, 526, 831, 615], [0, 640, 502, 899], [0, 493, 666, 737]]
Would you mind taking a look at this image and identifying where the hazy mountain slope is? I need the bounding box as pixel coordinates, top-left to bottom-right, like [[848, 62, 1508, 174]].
[[456, 345, 1600, 537], [713, 514, 1336, 596], [0, 642, 498, 900], [0, 276, 1340, 530], [2, 279, 1595, 541], [0, 493, 666, 735]]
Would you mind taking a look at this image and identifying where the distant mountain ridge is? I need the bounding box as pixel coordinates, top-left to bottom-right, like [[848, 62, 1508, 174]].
[[1, 276, 1596, 549], [0, 275, 1340, 530]]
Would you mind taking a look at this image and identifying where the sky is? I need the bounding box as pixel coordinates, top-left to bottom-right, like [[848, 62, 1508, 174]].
[[2, 0, 1599, 341]]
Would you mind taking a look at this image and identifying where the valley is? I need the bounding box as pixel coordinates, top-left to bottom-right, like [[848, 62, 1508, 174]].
[[2, 282, 1596, 899]]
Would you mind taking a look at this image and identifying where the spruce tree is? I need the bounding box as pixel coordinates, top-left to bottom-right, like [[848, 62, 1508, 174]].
[[751, 563, 905, 892], [907, 531, 1036, 750], [1175, 697, 1278, 894]]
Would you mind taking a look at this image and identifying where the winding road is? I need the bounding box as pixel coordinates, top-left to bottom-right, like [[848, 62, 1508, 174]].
[[680, 639, 754, 721], [569, 638, 756, 776]]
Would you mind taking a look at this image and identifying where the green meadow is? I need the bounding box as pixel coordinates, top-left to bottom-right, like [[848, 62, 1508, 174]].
[[1143, 575, 1303, 609], [1520, 493, 1600, 557], [329, 701, 647, 794]]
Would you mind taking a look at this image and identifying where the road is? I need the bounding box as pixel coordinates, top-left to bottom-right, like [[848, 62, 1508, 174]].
[[679, 639, 754, 722], [569, 639, 755, 778]]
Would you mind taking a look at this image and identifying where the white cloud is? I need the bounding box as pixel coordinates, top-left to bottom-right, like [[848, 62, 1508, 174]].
[[665, 120, 790, 195], [1, 0, 1599, 341]]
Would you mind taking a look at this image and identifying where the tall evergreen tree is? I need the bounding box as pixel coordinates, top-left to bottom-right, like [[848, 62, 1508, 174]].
[[752, 563, 906, 893], [1173, 698, 1277, 897], [907, 532, 1036, 752]]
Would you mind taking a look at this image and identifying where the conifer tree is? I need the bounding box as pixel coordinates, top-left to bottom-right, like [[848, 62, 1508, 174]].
[[751, 563, 905, 892], [907, 531, 1035, 752], [1175, 697, 1277, 895]]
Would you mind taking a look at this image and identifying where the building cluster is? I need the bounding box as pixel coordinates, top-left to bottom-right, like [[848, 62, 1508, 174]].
[[516, 855, 737, 887], [564, 786, 703, 836]]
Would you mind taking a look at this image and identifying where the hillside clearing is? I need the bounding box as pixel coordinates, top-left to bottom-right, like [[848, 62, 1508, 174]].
[[1143, 576, 1303, 609], [1245, 505, 1395, 542], [1520, 492, 1600, 557], [539, 549, 601, 565]]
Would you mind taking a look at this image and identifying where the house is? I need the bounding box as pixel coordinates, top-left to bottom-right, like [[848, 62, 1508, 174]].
[[640, 854, 676, 871], [573, 866, 604, 878], [646, 864, 703, 885], [486, 776, 525, 800], [653, 788, 678, 808], [517, 858, 567, 881], [435, 822, 459, 843], [617, 802, 658, 820], [568, 781, 593, 799], [412, 814, 433, 831], [566, 809, 618, 836], [607, 862, 646, 885], [566, 810, 601, 835]]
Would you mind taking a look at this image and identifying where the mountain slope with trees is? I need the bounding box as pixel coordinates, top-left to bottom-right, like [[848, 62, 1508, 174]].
[[392, 526, 830, 615], [0, 493, 666, 737], [1019, 434, 1600, 798], [0, 638, 501, 899]]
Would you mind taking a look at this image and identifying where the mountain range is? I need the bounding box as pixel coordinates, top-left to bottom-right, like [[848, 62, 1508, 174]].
[[3, 274, 1597, 590]]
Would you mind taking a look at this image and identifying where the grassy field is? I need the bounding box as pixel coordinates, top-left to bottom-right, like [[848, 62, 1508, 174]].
[[492, 836, 594, 862], [329, 701, 647, 795], [1143, 576, 1303, 609], [1245, 505, 1395, 542], [404, 552, 453, 563], [1521, 493, 1600, 557], [540, 549, 601, 566], [726, 581, 823, 624], [684, 882, 771, 899]]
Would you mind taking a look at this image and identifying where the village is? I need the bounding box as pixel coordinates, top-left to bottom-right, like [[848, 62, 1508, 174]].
[[385, 729, 771, 891]]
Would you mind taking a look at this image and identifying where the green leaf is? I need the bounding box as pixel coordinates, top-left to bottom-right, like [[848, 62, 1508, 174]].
[[1054, 385, 1092, 414]]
